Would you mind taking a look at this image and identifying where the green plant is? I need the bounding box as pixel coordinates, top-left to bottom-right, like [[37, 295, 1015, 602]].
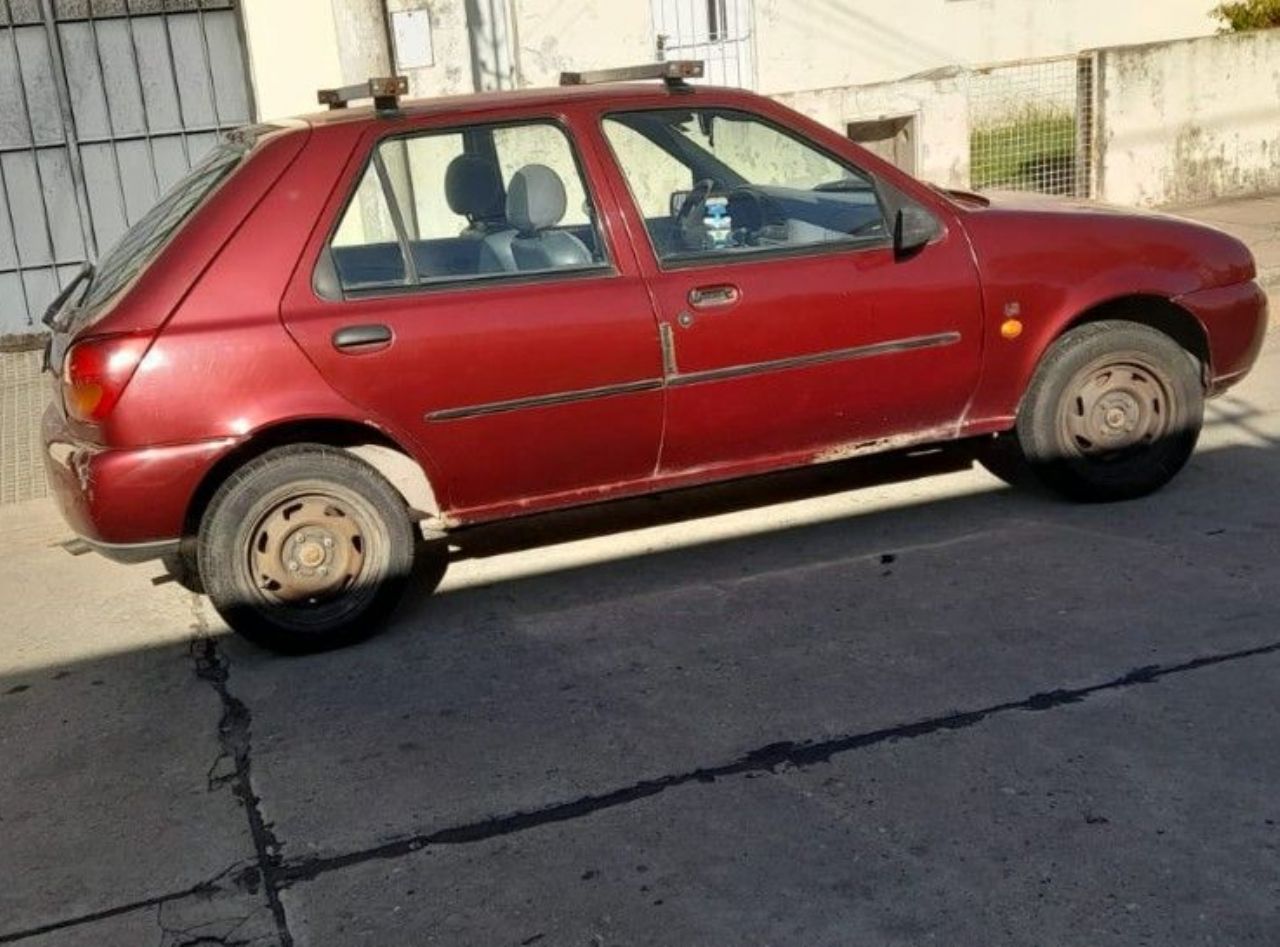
[[1211, 0, 1280, 31]]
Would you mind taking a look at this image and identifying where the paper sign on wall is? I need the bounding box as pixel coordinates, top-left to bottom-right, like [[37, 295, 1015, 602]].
[[392, 10, 434, 70]]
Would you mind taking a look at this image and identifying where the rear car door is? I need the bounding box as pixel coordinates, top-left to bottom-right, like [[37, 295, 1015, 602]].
[[598, 104, 985, 474], [282, 115, 664, 518]]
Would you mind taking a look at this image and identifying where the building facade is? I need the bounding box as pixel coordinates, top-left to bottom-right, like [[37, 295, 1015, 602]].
[[242, 0, 1223, 117]]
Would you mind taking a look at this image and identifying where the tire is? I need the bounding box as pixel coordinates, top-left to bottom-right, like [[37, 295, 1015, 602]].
[[161, 538, 204, 594], [973, 431, 1034, 489], [197, 445, 417, 653], [1006, 320, 1204, 502]]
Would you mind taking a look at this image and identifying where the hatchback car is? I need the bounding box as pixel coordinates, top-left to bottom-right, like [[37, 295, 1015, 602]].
[[42, 63, 1267, 652]]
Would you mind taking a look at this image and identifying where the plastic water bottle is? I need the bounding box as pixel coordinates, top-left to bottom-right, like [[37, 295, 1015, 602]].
[[703, 195, 732, 249]]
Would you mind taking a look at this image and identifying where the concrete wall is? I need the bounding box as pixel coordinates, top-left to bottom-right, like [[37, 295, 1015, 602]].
[[1095, 29, 1280, 207], [751, 0, 1215, 93], [510, 0, 651, 89], [383, 0, 476, 98]]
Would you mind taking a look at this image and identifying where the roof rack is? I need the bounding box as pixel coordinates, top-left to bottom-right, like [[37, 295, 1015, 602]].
[[559, 60, 704, 90], [317, 76, 409, 112]]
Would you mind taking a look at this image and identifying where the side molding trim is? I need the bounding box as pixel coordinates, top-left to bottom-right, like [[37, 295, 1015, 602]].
[[425, 331, 961, 422]]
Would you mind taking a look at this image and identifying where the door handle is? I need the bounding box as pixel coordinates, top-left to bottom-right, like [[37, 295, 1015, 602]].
[[332, 324, 392, 351], [688, 284, 740, 310]]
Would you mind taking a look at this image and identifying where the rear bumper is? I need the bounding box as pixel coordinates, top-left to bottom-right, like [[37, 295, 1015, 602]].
[[1175, 280, 1269, 395], [42, 403, 237, 557], [79, 536, 181, 565]]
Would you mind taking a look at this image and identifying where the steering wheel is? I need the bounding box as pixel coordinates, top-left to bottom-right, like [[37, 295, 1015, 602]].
[[674, 178, 717, 239], [724, 185, 788, 245]]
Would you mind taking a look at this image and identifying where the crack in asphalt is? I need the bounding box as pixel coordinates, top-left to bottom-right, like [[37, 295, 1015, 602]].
[[155, 899, 259, 947], [0, 864, 245, 946], [189, 609, 295, 947], [275, 635, 1280, 886], [5, 634, 1278, 943]]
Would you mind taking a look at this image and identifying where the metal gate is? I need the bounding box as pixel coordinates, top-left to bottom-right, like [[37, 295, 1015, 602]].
[[652, 0, 755, 89], [0, 0, 253, 339]]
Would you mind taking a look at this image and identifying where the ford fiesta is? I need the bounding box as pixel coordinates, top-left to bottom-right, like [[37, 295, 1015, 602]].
[[41, 63, 1267, 652]]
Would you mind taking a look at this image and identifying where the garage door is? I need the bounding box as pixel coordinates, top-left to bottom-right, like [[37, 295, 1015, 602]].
[[0, 0, 253, 338]]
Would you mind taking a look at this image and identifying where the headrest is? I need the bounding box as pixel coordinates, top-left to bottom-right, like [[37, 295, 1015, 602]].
[[444, 154, 504, 220], [506, 164, 568, 234]]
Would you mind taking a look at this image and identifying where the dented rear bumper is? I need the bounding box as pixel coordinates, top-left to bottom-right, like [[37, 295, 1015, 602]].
[[42, 402, 237, 558]]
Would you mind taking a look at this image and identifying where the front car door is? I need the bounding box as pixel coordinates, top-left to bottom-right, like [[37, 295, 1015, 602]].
[[282, 114, 664, 520], [595, 100, 985, 474]]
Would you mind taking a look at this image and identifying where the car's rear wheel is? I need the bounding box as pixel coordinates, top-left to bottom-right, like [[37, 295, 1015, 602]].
[[982, 320, 1204, 502], [198, 445, 416, 653]]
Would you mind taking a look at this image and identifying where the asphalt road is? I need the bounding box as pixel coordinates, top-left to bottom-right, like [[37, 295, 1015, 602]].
[[2, 334, 1278, 946]]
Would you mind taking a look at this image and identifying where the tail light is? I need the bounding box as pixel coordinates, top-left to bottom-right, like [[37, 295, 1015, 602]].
[[61, 334, 153, 424]]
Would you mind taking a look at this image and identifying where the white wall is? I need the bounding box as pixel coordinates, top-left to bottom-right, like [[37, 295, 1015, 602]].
[[751, 0, 1217, 93], [240, 0, 347, 119], [1096, 30, 1280, 207], [510, 0, 652, 89]]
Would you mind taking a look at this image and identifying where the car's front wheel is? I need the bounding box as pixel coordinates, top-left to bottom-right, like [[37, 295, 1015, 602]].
[[198, 445, 417, 652], [981, 320, 1204, 502]]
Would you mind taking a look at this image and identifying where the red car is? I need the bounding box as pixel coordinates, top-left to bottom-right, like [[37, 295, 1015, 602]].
[[42, 63, 1267, 652]]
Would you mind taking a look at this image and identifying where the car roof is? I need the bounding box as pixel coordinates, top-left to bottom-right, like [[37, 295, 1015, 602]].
[[298, 81, 748, 127]]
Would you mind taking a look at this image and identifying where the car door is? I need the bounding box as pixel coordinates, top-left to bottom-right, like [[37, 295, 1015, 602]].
[[281, 116, 664, 518], [597, 104, 984, 474]]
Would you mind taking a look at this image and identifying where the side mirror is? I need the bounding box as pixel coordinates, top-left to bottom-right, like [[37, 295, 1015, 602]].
[[893, 203, 940, 261]]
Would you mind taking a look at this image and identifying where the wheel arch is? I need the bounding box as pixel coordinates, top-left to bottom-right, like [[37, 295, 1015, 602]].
[[1059, 293, 1211, 382], [183, 419, 443, 540]]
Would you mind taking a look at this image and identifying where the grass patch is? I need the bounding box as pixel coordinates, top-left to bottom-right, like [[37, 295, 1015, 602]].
[[971, 108, 1078, 194]]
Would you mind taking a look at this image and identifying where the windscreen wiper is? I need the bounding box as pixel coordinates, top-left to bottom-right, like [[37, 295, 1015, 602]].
[[42, 262, 94, 332]]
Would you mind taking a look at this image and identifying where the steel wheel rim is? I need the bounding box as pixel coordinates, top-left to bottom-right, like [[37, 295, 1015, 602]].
[[244, 489, 380, 626], [1058, 355, 1174, 463]]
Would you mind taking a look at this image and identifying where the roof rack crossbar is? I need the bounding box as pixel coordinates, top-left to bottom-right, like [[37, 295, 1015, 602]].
[[559, 60, 704, 90], [317, 76, 409, 112]]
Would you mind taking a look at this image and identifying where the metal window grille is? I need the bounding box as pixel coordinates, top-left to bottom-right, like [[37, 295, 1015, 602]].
[[0, 0, 253, 338], [968, 54, 1094, 198], [653, 0, 754, 89]]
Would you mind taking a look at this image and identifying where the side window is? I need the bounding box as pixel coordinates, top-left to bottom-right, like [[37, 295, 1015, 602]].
[[600, 122, 693, 219], [392, 132, 468, 240], [331, 163, 407, 289], [603, 109, 889, 263], [327, 121, 608, 294]]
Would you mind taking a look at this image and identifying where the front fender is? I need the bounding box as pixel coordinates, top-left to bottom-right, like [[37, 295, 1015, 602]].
[[956, 206, 1258, 430]]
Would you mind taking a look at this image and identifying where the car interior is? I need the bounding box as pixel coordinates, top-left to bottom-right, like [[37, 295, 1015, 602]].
[[328, 121, 607, 293], [603, 109, 888, 260]]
